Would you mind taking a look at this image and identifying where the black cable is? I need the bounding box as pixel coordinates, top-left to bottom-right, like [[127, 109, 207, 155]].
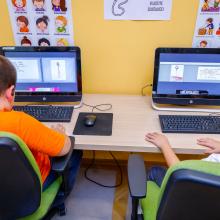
[[84, 151, 123, 188], [82, 103, 112, 112], [81, 101, 122, 187], [141, 83, 152, 96]]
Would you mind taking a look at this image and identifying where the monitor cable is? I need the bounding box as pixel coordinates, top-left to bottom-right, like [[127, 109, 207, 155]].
[[141, 83, 152, 96], [82, 103, 112, 112], [79, 102, 123, 188], [84, 150, 123, 188]]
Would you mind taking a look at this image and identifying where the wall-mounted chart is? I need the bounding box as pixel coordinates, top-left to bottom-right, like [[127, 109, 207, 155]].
[[7, 0, 74, 46], [193, 0, 220, 48]]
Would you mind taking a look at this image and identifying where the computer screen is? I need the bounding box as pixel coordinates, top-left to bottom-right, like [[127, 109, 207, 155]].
[[152, 48, 220, 106], [0, 47, 82, 103]]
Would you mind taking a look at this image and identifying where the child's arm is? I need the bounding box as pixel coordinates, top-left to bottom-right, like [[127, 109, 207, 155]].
[[197, 138, 220, 154], [145, 132, 180, 167]]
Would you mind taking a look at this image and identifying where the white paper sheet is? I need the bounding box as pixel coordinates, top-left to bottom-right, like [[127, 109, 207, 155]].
[[104, 0, 172, 20]]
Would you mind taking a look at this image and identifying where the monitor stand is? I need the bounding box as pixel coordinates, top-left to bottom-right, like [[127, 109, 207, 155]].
[[152, 100, 220, 113]]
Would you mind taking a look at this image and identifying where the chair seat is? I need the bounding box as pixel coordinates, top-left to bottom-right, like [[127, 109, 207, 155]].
[[21, 176, 62, 220], [141, 181, 160, 220]]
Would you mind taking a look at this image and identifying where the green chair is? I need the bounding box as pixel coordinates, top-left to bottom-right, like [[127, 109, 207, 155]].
[[128, 154, 220, 220], [0, 131, 81, 220]]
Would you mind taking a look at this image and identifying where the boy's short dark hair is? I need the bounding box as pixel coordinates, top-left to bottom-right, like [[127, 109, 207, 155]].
[[0, 55, 17, 95]]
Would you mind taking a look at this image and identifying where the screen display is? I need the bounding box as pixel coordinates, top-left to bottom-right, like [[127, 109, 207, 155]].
[[156, 53, 220, 96], [5, 51, 78, 93]]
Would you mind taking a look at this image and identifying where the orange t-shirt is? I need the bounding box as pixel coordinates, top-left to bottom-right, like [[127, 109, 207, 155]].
[[0, 110, 65, 183]]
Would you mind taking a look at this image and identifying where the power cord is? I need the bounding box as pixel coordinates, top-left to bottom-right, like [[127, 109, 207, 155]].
[[82, 103, 112, 112], [81, 102, 122, 187], [84, 151, 123, 188], [141, 83, 152, 96]]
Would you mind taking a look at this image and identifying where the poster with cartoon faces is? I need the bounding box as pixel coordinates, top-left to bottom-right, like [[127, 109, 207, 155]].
[[7, 0, 74, 46], [193, 0, 220, 48]]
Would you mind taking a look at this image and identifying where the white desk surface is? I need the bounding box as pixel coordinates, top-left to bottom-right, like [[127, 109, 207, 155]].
[[46, 94, 220, 155]]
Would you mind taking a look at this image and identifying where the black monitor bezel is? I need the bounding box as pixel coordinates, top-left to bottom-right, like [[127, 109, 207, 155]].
[[0, 46, 82, 103], [152, 47, 220, 106]]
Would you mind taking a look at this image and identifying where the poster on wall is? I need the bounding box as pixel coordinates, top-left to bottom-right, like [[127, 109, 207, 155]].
[[7, 0, 74, 46], [104, 0, 172, 20], [192, 0, 220, 48]]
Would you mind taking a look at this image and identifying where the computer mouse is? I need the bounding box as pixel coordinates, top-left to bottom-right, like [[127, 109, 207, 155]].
[[84, 114, 97, 127]]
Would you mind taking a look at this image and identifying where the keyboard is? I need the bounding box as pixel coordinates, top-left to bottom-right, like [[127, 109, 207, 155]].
[[13, 106, 74, 122], [159, 115, 220, 134]]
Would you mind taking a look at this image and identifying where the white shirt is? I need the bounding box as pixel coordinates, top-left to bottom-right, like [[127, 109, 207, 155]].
[[202, 153, 220, 162]]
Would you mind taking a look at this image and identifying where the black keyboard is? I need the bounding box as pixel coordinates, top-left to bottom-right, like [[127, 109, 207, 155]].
[[13, 106, 74, 122], [159, 115, 220, 134]]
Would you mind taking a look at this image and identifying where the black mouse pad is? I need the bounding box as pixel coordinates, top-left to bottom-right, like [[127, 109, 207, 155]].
[[73, 112, 113, 136]]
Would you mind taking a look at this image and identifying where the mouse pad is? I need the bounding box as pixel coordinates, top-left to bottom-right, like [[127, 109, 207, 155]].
[[73, 112, 113, 136]]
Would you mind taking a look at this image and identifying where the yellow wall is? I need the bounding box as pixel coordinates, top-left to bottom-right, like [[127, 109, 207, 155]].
[[0, 0, 199, 95]]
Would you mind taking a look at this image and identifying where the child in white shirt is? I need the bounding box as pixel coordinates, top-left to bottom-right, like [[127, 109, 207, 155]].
[[145, 132, 220, 186]]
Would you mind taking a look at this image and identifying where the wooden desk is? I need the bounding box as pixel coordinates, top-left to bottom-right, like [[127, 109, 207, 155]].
[[46, 94, 219, 155]]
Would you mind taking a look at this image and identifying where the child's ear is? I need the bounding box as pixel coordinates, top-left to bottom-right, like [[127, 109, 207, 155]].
[[5, 85, 15, 101], [11, 87, 15, 96]]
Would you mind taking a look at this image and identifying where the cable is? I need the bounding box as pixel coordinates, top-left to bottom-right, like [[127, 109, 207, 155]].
[[84, 151, 123, 188], [141, 83, 152, 96], [82, 103, 112, 112], [81, 101, 121, 187]]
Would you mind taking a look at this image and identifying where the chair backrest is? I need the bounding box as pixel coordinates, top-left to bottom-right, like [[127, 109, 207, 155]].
[[156, 160, 220, 220], [0, 132, 42, 220]]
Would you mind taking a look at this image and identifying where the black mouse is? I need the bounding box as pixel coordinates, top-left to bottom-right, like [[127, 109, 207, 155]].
[[84, 114, 97, 127]]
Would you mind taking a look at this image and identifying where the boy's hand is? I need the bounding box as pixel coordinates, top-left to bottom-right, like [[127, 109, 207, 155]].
[[197, 138, 220, 154], [51, 124, 66, 134], [145, 132, 171, 150]]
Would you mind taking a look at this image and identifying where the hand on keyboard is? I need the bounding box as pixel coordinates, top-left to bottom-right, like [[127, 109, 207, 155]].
[[51, 124, 66, 134], [145, 132, 171, 150], [197, 138, 220, 154]]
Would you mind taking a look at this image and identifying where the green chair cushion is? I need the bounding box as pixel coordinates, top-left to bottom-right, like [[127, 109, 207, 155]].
[[158, 160, 220, 204], [141, 181, 160, 220], [141, 160, 220, 220], [0, 132, 63, 219], [20, 176, 62, 220]]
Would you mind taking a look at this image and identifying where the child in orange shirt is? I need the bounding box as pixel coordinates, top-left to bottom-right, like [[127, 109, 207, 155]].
[[0, 55, 82, 192]]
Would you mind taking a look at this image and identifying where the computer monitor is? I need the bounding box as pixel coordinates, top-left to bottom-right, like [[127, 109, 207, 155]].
[[152, 48, 220, 107], [0, 46, 82, 103]]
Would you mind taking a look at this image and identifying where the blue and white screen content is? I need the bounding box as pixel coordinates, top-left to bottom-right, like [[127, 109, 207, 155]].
[[5, 51, 78, 93], [157, 53, 220, 96]]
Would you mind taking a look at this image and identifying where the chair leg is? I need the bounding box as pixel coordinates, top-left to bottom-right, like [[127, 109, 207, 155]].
[[131, 198, 139, 220], [58, 203, 67, 216]]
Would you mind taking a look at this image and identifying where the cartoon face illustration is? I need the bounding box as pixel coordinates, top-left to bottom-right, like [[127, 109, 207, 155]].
[[33, 0, 45, 11], [199, 40, 208, 48], [36, 16, 49, 32], [51, 0, 67, 12], [12, 0, 26, 11], [55, 16, 67, 33], [57, 38, 69, 46], [38, 38, 50, 46], [21, 36, 32, 46], [17, 16, 29, 33]]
